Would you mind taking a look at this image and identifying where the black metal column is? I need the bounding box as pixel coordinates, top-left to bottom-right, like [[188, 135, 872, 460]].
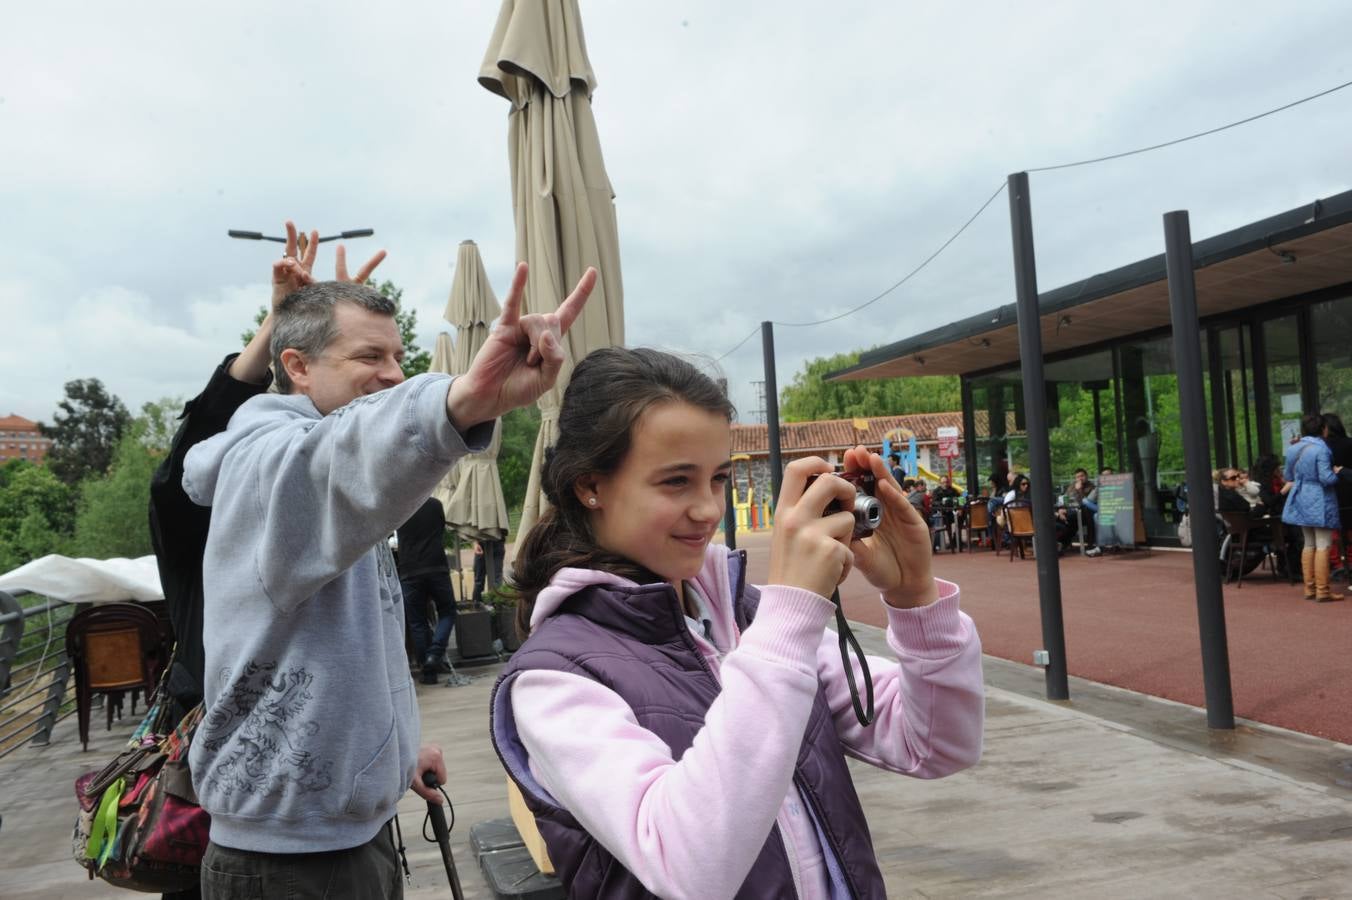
[[1207, 328, 1229, 469], [723, 478, 737, 551], [1298, 306, 1319, 415], [1006, 171, 1069, 701], [1091, 387, 1105, 475], [1251, 322, 1273, 457], [961, 377, 979, 497], [762, 322, 783, 507], [1163, 210, 1235, 730]]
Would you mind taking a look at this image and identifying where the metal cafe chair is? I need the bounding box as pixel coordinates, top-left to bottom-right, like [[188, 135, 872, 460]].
[[64, 602, 169, 751], [1004, 500, 1036, 562], [964, 500, 991, 553]]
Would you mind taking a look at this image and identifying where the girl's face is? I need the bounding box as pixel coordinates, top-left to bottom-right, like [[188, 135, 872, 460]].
[[580, 401, 732, 585]]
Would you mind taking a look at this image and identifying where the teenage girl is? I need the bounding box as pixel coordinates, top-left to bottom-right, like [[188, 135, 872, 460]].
[[491, 348, 984, 899]]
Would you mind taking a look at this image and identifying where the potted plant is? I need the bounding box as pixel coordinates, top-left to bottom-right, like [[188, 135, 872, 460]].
[[484, 587, 523, 654]]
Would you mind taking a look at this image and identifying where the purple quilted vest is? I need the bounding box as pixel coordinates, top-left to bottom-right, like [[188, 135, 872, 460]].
[[490, 552, 887, 899]]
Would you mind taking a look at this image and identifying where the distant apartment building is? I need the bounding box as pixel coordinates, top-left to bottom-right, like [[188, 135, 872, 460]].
[[0, 414, 54, 465]]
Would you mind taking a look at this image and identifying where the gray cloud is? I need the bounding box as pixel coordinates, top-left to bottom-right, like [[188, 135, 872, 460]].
[[1, 0, 1349, 424]]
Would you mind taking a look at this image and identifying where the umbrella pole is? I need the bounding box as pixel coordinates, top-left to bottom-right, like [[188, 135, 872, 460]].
[[454, 532, 468, 604]]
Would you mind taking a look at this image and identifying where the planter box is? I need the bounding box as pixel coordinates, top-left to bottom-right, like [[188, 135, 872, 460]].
[[454, 605, 495, 661]]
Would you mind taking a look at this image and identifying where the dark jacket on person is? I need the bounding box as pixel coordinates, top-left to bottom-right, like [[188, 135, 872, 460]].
[[1326, 433, 1352, 515], [490, 552, 888, 900], [396, 497, 450, 580], [148, 354, 270, 718], [1217, 486, 1256, 514]]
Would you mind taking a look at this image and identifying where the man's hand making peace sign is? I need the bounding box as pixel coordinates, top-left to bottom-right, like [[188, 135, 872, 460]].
[[446, 261, 597, 431]]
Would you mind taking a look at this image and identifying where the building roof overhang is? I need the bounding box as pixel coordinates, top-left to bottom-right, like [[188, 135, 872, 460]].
[[828, 189, 1352, 382]]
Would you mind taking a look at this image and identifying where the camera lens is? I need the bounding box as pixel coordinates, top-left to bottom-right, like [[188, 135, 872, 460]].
[[853, 494, 882, 531]]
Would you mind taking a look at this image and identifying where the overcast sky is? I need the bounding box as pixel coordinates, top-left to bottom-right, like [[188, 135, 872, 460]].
[[2, 1, 1349, 426]]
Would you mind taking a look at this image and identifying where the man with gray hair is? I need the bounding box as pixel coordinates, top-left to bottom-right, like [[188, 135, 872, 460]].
[[183, 259, 595, 898]]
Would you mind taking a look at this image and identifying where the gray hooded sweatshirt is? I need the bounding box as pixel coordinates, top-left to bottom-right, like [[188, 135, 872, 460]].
[[182, 373, 488, 853]]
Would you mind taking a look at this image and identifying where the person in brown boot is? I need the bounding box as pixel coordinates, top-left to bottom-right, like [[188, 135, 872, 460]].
[[1300, 547, 1317, 600], [1281, 413, 1344, 602], [1314, 546, 1336, 602]]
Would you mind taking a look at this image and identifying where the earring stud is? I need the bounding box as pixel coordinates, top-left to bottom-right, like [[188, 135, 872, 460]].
[[587, 497, 597, 507]]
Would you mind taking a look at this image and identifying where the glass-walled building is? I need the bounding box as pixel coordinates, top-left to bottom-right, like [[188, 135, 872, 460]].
[[830, 189, 1352, 545]]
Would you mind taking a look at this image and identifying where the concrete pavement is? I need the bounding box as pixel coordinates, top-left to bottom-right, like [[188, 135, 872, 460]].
[[4, 616, 1351, 898]]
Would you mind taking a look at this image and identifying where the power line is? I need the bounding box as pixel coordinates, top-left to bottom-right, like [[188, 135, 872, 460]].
[[710, 75, 1352, 361], [1027, 78, 1352, 173], [715, 324, 761, 363], [775, 181, 1007, 328]]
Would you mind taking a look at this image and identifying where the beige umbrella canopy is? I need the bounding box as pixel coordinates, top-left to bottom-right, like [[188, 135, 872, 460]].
[[429, 331, 455, 375], [439, 241, 510, 543], [445, 240, 501, 375], [427, 333, 463, 505], [480, 0, 625, 540]]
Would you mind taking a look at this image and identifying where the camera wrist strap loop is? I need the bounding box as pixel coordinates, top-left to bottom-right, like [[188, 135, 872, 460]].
[[831, 589, 875, 727]]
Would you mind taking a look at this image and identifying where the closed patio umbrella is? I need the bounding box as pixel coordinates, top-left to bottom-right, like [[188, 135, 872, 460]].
[[441, 241, 510, 545], [480, 0, 625, 540]]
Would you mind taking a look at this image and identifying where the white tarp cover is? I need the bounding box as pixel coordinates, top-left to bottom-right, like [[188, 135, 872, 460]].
[[0, 554, 163, 604]]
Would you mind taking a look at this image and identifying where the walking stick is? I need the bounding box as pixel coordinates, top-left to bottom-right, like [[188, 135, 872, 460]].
[[423, 772, 466, 900]]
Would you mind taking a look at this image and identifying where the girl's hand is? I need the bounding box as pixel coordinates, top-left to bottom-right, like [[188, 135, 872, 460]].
[[842, 445, 940, 609], [768, 457, 859, 600]]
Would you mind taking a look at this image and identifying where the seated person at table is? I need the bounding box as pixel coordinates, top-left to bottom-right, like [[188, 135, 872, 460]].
[[1064, 468, 1098, 547], [1217, 469, 1261, 514], [931, 475, 962, 549]]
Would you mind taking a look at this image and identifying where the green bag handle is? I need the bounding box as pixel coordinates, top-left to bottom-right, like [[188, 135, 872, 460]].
[[87, 776, 126, 868]]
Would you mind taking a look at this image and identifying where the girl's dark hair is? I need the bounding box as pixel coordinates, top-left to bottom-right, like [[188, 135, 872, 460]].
[[512, 347, 735, 636], [1011, 473, 1031, 494], [1301, 413, 1326, 438], [1323, 412, 1347, 440], [1250, 453, 1279, 480]]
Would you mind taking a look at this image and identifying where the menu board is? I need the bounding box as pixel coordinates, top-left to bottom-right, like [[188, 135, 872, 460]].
[[1095, 473, 1137, 548]]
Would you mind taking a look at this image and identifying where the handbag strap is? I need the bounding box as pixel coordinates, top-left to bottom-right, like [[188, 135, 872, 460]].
[[1291, 442, 1314, 484], [87, 776, 126, 868]]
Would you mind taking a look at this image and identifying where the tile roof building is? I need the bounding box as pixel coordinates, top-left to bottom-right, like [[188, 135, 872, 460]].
[[731, 413, 964, 457], [0, 415, 53, 465], [728, 413, 968, 509]]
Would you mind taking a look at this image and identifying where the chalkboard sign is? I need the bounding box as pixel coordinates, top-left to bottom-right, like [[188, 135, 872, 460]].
[[1095, 473, 1137, 548]]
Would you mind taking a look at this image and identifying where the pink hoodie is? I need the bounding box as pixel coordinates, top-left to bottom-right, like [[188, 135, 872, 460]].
[[509, 545, 984, 899]]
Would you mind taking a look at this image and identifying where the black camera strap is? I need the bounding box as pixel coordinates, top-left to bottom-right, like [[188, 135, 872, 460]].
[[830, 589, 875, 727]]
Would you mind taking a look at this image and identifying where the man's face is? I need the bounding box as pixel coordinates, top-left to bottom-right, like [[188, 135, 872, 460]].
[[285, 303, 405, 415]]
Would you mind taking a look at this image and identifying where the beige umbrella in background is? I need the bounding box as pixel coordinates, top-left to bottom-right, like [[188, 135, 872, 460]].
[[428, 332, 462, 516], [480, 0, 625, 541], [441, 241, 510, 545]]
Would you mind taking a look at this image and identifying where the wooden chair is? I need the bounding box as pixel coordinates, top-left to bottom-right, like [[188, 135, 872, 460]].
[[1262, 518, 1298, 585], [65, 603, 168, 751], [964, 501, 991, 553], [1219, 511, 1259, 588], [1004, 501, 1036, 562]]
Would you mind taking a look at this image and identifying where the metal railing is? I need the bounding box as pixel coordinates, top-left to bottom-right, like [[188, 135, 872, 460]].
[[0, 589, 74, 758]]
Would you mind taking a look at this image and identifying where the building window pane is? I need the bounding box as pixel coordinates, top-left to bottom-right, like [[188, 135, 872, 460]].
[[1264, 315, 1304, 450], [1313, 294, 1352, 422]]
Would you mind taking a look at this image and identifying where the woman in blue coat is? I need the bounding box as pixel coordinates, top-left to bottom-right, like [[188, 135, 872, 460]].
[[1281, 413, 1343, 601]]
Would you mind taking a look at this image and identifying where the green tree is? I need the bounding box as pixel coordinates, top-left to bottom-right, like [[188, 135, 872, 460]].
[[240, 278, 430, 380], [778, 351, 961, 422], [499, 405, 541, 513], [71, 423, 161, 560], [138, 397, 186, 454], [39, 378, 132, 485], [0, 463, 76, 571]]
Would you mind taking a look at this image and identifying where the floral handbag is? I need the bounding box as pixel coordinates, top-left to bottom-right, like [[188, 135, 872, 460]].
[[72, 692, 209, 892]]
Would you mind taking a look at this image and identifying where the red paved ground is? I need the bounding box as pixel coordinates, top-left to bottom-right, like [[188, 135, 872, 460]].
[[729, 531, 1352, 744]]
